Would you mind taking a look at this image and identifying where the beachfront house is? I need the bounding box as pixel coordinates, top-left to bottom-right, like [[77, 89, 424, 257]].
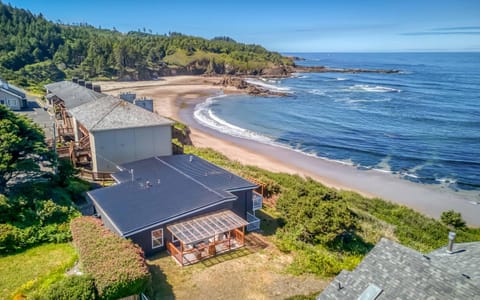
[[0, 78, 27, 110], [317, 237, 480, 299], [88, 154, 264, 265], [45, 80, 173, 176]]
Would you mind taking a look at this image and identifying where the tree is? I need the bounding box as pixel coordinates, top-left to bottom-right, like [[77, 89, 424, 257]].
[[277, 179, 357, 244], [441, 210, 466, 229], [0, 105, 50, 193]]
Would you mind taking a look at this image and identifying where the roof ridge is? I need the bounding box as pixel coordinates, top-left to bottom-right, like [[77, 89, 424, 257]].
[[154, 156, 229, 199], [89, 98, 122, 130]]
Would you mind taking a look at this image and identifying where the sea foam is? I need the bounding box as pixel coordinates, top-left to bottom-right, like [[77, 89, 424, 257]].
[[193, 96, 273, 144], [245, 78, 292, 93], [350, 84, 401, 93]]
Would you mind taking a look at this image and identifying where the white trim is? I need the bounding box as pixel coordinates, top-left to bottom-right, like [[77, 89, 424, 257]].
[[172, 235, 178, 243], [123, 196, 236, 237], [226, 186, 258, 193], [151, 228, 164, 249]]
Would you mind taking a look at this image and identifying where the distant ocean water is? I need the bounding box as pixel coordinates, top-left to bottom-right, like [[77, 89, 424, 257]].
[[194, 53, 480, 193]]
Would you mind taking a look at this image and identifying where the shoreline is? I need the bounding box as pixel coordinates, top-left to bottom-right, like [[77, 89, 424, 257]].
[[97, 77, 480, 226]]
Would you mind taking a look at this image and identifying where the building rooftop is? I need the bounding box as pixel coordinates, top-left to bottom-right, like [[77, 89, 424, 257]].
[[429, 241, 480, 287], [113, 154, 257, 192], [0, 78, 26, 99], [88, 155, 256, 237], [44, 81, 105, 109], [68, 95, 172, 131], [317, 238, 480, 300]]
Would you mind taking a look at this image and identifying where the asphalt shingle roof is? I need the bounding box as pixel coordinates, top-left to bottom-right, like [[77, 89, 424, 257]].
[[89, 155, 256, 237], [317, 238, 480, 300], [68, 95, 172, 131], [45, 81, 105, 109]]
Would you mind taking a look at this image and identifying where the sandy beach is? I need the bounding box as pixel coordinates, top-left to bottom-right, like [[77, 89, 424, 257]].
[[96, 76, 480, 226]]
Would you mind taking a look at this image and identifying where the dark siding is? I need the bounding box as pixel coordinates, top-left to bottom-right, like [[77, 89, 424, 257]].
[[127, 201, 235, 256], [231, 189, 253, 218]]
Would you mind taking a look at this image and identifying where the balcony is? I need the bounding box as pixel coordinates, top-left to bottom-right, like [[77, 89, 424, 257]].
[[252, 191, 263, 211], [246, 212, 260, 231]]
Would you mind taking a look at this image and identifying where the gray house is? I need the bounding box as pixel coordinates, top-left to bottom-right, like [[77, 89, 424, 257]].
[[0, 79, 27, 110], [317, 238, 480, 300], [88, 154, 263, 265], [44, 80, 173, 174], [68, 95, 173, 172]]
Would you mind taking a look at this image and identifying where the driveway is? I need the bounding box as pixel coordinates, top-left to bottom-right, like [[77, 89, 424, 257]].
[[17, 98, 54, 140]]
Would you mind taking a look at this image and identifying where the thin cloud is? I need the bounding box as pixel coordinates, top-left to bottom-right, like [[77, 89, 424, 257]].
[[401, 31, 480, 36], [432, 26, 480, 31], [402, 25, 480, 36]]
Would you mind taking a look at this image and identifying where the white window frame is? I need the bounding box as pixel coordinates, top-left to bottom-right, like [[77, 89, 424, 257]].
[[151, 228, 164, 249]]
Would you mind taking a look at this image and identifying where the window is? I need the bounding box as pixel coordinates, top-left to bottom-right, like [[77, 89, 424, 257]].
[[151, 228, 164, 248], [172, 235, 178, 243]]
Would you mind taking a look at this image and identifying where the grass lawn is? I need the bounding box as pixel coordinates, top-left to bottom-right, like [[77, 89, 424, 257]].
[[0, 243, 77, 299]]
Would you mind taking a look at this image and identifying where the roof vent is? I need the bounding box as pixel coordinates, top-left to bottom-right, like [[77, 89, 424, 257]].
[[358, 284, 383, 300], [447, 231, 456, 253], [189, 155, 193, 163]]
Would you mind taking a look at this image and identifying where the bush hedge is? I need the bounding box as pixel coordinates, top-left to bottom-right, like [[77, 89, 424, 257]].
[[70, 217, 150, 299], [42, 275, 97, 300]]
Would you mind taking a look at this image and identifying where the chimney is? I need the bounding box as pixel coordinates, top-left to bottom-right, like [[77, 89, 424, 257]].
[[78, 79, 85, 86], [85, 81, 93, 89], [93, 85, 102, 93], [447, 231, 456, 253], [72, 77, 79, 84]]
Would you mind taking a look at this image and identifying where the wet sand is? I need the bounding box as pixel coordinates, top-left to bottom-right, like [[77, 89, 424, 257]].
[[97, 77, 480, 226]]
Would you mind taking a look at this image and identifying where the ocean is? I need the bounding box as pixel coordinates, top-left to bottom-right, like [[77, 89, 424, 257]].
[[194, 53, 480, 193]]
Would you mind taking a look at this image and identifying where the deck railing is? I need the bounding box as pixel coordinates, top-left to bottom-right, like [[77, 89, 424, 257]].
[[78, 168, 113, 182], [246, 212, 261, 232], [252, 191, 263, 211], [167, 242, 183, 265]]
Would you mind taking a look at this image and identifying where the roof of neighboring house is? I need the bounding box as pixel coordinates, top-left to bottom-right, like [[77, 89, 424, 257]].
[[0, 79, 26, 99], [429, 241, 480, 286], [44, 81, 105, 109], [317, 238, 480, 300], [88, 155, 256, 237], [68, 95, 172, 131]]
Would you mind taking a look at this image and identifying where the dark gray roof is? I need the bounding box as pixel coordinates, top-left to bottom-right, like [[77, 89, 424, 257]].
[[317, 238, 480, 300], [44, 81, 105, 109], [114, 155, 257, 192], [68, 95, 172, 131], [89, 157, 236, 236], [89, 155, 256, 236]]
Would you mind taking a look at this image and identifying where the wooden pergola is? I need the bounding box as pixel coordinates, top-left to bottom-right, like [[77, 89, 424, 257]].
[[166, 210, 248, 266]]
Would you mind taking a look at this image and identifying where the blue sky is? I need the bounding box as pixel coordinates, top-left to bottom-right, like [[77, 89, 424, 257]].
[[6, 0, 480, 52]]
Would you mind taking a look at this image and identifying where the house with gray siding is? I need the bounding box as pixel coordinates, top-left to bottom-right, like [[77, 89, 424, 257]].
[[88, 154, 263, 265], [44, 80, 173, 174], [0, 79, 27, 110]]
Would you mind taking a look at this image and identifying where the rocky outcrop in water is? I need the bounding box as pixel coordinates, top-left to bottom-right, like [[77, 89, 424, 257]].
[[215, 76, 290, 97]]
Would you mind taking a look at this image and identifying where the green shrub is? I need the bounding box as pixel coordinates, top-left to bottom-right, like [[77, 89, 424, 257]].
[[441, 210, 466, 229], [36, 200, 71, 225], [0, 223, 21, 252], [42, 275, 97, 300], [70, 217, 150, 299]]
